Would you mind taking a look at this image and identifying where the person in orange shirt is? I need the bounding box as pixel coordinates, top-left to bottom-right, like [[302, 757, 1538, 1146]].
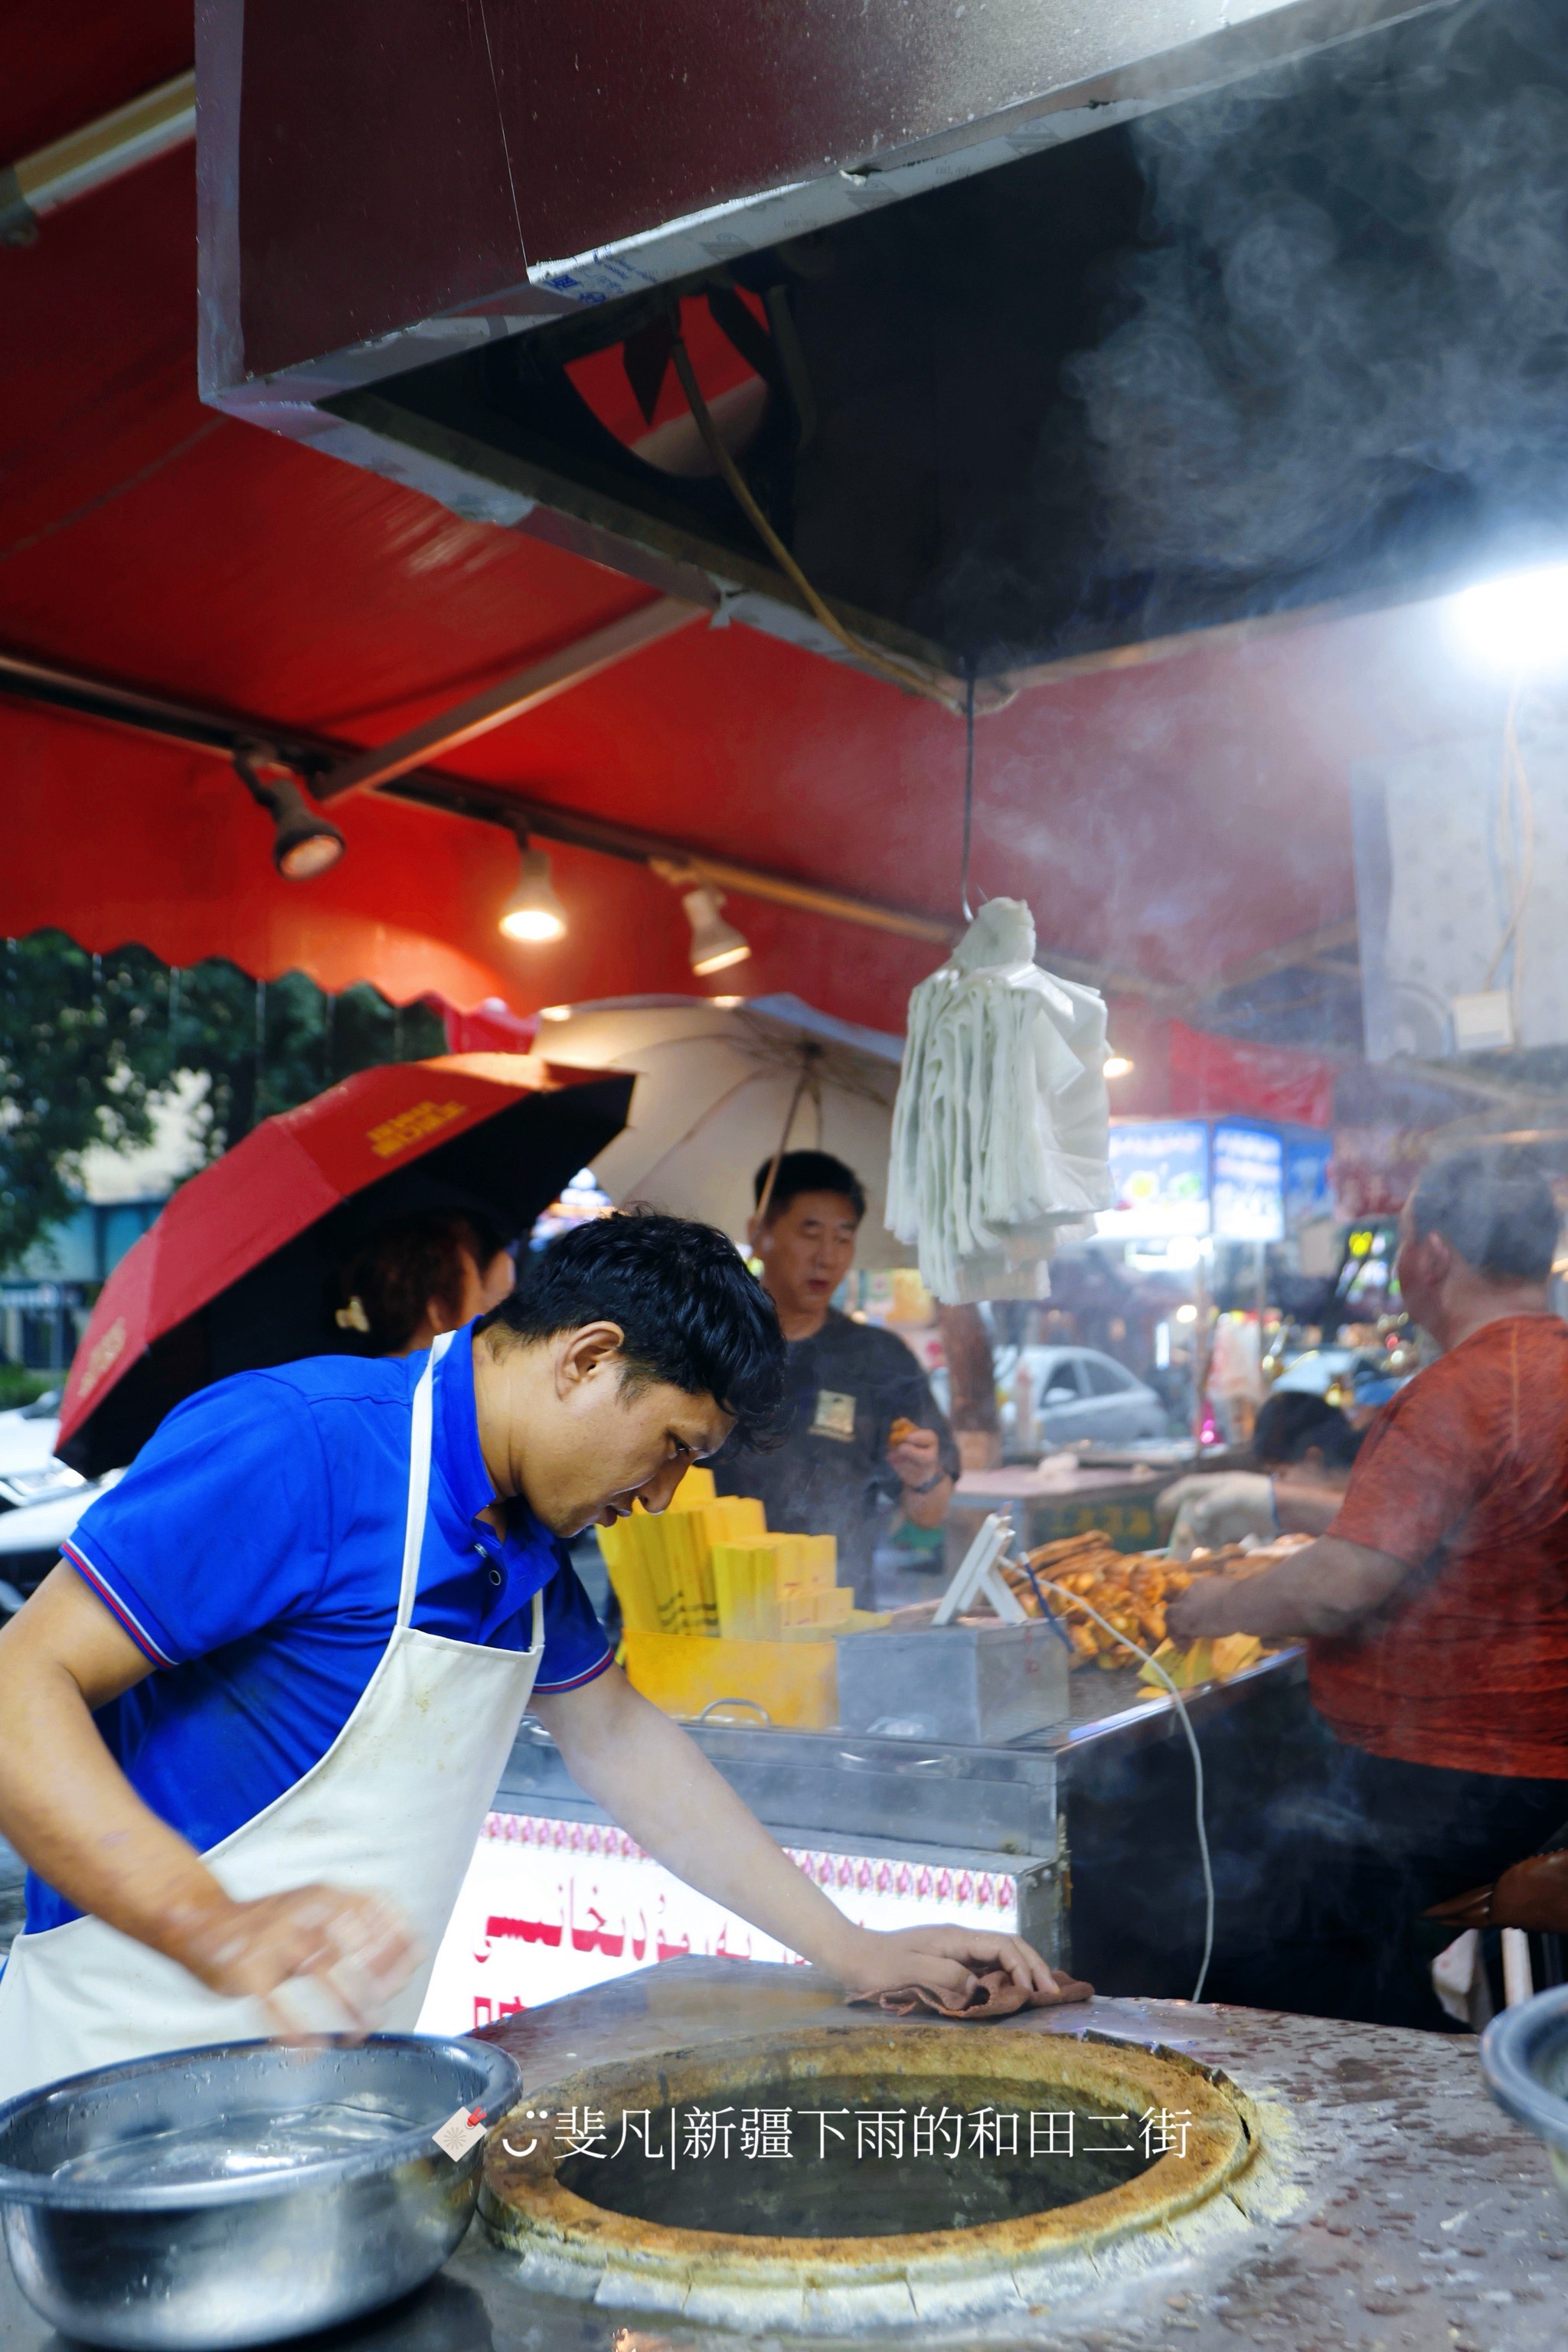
[[1169, 1145, 1568, 2027]]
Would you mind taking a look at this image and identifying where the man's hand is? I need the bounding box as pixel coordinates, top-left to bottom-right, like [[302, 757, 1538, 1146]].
[[831, 1922, 1058, 2006], [1165, 1574, 1250, 1642], [888, 1423, 942, 1488], [1159, 1472, 1276, 1560], [169, 1883, 420, 2037], [0, 1568, 422, 2033]]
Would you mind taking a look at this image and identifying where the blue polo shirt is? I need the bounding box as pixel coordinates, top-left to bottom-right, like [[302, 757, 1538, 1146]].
[[30, 1327, 609, 1934]]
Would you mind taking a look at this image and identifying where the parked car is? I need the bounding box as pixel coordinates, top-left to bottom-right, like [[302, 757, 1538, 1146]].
[[1002, 1346, 1170, 1450], [0, 1392, 107, 1619], [0, 1390, 67, 1504], [932, 1344, 1169, 1452]]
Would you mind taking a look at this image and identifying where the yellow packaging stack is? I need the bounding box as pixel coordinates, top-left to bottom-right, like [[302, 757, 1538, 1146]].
[[596, 1469, 770, 1635], [600, 1478, 887, 1729]]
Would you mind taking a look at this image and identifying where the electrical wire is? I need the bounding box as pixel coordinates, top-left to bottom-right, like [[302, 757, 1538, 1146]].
[[1021, 1566, 1216, 2006], [1485, 673, 1537, 1040], [961, 669, 976, 923], [667, 335, 965, 716]]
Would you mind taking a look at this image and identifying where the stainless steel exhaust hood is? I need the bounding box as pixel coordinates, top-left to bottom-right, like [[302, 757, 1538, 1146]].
[[198, 0, 1491, 686]]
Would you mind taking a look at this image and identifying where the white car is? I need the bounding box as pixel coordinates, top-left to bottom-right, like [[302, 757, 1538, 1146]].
[[0, 1392, 109, 1617], [931, 1345, 1169, 1451], [999, 1346, 1169, 1450]]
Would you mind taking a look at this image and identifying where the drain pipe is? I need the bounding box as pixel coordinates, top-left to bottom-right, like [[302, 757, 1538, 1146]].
[[1, 70, 195, 247]]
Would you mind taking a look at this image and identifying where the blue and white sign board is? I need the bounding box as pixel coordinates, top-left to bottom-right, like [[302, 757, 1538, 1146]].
[[1284, 1131, 1334, 1230], [1211, 1123, 1285, 1243], [1099, 1122, 1211, 1239]]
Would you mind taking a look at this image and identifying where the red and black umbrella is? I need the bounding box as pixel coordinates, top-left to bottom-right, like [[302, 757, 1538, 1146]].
[[57, 1054, 632, 1477]]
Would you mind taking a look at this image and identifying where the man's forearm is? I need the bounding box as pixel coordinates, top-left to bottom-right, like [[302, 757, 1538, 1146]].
[[534, 1670, 863, 1971], [1169, 1535, 1413, 1640], [0, 1647, 227, 1958]]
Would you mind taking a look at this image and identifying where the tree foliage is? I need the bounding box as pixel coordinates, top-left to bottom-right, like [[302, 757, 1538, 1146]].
[[0, 933, 444, 1273]]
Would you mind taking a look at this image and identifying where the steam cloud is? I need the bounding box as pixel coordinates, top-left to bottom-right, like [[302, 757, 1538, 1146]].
[[1059, 0, 1568, 614]]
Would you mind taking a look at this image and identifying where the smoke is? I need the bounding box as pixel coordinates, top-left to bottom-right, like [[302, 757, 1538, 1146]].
[[1055, 0, 1568, 625]]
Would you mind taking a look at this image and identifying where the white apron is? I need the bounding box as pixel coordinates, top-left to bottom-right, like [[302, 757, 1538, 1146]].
[[0, 1331, 543, 2101]]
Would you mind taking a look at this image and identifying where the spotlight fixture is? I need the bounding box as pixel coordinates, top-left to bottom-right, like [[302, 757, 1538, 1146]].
[[234, 749, 346, 880], [1452, 560, 1568, 673], [499, 838, 568, 944], [683, 884, 751, 975], [1102, 1053, 1135, 1080]]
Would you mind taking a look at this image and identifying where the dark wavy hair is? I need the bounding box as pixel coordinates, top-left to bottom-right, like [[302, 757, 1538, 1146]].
[[483, 1210, 786, 1446], [1253, 1390, 1362, 1472], [753, 1148, 867, 1223], [333, 1210, 511, 1355]]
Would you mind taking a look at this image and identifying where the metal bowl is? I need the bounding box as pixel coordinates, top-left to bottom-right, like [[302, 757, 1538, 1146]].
[[1481, 1984, 1568, 2196], [0, 2034, 522, 2350]]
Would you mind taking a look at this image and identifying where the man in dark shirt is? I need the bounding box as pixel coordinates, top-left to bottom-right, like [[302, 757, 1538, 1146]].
[[714, 1152, 959, 1608]]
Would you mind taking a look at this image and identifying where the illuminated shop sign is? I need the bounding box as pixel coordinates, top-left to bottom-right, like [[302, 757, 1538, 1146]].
[[1211, 1123, 1285, 1243], [1099, 1122, 1211, 1240]]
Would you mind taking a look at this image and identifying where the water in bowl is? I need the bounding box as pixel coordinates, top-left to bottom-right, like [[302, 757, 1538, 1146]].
[[52, 2102, 412, 2190]]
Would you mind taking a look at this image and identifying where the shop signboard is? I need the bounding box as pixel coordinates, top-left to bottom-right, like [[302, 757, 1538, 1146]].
[[1099, 1122, 1210, 1240], [418, 1811, 1018, 2034], [1211, 1123, 1285, 1243], [1284, 1131, 1334, 1230]]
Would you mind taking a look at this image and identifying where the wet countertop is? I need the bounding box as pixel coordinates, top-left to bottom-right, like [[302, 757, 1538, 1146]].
[[2, 1957, 1561, 2350]]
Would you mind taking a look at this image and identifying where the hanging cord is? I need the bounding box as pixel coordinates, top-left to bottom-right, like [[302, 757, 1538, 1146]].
[[668, 335, 965, 716], [753, 1050, 820, 1227], [1024, 1566, 1216, 2005], [1485, 672, 1536, 1040], [961, 669, 977, 923]]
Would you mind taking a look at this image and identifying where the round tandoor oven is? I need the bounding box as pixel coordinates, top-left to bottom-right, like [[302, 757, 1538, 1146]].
[[482, 2026, 1258, 2333]]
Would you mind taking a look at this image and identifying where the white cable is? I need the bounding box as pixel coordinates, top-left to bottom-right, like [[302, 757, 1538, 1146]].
[[1024, 1568, 1216, 2006]]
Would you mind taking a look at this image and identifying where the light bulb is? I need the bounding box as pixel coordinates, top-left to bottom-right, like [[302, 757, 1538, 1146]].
[[683, 885, 751, 976], [500, 844, 568, 944], [1452, 560, 1568, 673], [234, 753, 345, 880], [1103, 1054, 1135, 1080]]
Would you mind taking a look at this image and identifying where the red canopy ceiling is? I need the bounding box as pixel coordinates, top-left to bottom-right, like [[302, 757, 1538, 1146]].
[[0, 17, 1522, 1040]]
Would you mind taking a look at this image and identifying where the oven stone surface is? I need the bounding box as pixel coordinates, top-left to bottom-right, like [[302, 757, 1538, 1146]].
[[0, 1957, 1561, 2350]]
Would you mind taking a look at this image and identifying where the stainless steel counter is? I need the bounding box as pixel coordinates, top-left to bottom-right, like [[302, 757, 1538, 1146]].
[[493, 1651, 1308, 1982]]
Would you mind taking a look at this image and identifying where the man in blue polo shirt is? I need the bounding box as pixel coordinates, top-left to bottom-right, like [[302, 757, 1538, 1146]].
[[0, 1212, 1059, 2096]]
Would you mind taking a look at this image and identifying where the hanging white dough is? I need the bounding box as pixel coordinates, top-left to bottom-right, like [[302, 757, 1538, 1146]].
[[885, 899, 1114, 1304]]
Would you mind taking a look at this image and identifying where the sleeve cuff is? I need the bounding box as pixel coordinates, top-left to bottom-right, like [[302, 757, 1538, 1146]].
[[533, 1647, 613, 1695], [63, 1540, 181, 1668]]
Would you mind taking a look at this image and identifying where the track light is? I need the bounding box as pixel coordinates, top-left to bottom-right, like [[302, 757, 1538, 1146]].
[[500, 837, 568, 943], [683, 884, 751, 975], [234, 749, 346, 880]]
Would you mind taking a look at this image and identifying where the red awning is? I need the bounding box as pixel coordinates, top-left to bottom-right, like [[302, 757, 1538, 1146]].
[[0, 20, 1514, 1041]]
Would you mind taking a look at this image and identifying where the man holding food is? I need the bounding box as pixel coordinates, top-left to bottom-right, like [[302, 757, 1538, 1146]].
[[713, 1151, 960, 1609], [1168, 1146, 1568, 2026], [0, 1211, 1056, 2099]]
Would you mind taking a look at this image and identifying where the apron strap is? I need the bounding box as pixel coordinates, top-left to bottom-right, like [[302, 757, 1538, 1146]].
[[399, 1330, 456, 1631]]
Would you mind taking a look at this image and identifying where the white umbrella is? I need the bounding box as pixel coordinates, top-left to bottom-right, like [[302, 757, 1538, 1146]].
[[534, 995, 914, 1268]]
